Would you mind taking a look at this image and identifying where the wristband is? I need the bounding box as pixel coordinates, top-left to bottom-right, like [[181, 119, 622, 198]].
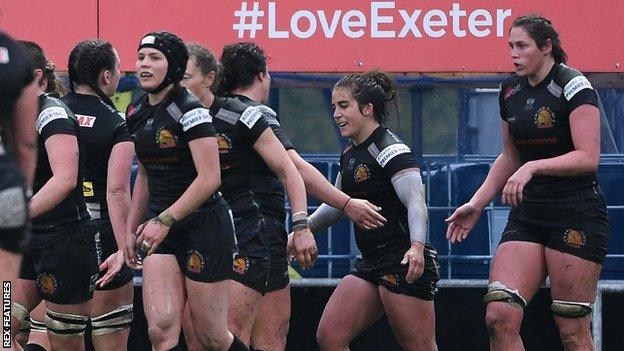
[[340, 198, 352, 211], [292, 211, 308, 223], [158, 209, 177, 227]]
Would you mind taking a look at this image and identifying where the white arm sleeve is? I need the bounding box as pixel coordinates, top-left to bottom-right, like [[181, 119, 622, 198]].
[[391, 168, 428, 244], [307, 173, 345, 233]]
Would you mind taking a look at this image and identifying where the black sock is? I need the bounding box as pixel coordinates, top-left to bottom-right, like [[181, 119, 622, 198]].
[[23, 344, 47, 351], [228, 335, 250, 351]]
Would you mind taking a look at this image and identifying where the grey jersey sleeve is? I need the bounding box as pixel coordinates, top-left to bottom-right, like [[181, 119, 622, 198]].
[[307, 173, 345, 233], [391, 168, 428, 244]]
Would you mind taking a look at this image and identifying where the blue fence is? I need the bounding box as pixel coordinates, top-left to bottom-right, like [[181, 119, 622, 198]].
[[291, 154, 624, 280]]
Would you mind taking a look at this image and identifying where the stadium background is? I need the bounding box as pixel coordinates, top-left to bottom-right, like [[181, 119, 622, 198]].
[[2, 0, 623, 350]]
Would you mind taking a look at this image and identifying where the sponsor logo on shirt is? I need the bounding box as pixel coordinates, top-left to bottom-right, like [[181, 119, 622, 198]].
[[76, 114, 96, 128], [547, 80, 563, 98], [524, 98, 535, 111], [376, 143, 411, 168], [504, 84, 521, 100], [156, 127, 177, 148], [354, 164, 370, 183], [36, 106, 69, 134], [0, 47, 9, 64], [180, 108, 211, 132], [240, 106, 262, 129], [563, 229, 585, 249], [83, 181, 94, 197], [564, 76, 593, 101], [534, 107, 555, 129]]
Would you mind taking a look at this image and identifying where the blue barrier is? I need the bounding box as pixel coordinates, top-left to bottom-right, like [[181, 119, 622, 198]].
[[128, 155, 624, 280]]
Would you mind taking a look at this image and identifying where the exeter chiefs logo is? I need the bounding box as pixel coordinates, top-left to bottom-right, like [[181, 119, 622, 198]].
[[380, 274, 399, 286], [564, 229, 586, 249], [156, 128, 177, 148], [36, 273, 58, 295], [217, 134, 232, 154], [354, 164, 370, 183], [187, 250, 205, 274], [233, 257, 249, 275], [534, 107, 554, 129]]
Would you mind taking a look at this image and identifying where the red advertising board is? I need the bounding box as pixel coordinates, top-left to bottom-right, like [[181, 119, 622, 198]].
[[0, 0, 97, 70], [2, 1, 622, 72]]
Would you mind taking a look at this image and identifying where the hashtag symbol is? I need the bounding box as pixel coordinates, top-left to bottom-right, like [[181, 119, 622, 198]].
[[233, 2, 264, 38]]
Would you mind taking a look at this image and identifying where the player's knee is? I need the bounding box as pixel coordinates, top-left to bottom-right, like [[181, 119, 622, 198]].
[[485, 303, 522, 337], [195, 330, 231, 351], [148, 317, 179, 347], [45, 309, 89, 338], [316, 324, 346, 350]]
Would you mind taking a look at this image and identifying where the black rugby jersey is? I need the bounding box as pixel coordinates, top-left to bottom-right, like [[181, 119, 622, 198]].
[[33, 94, 89, 230], [210, 96, 269, 221], [126, 87, 218, 213], [339, 125, 418, 259], [62, 92, 131, 219], [499, 63, 599, 195], [231, 94, 295, 221], [0, 31, 33, 170]]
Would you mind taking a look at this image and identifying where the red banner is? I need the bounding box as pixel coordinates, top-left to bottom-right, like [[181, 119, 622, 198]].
[[0, 0, 97, 70], [2, 1, 622, 72]]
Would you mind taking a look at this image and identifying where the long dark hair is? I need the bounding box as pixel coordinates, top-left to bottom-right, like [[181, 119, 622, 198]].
[[512, 15, 567, 64], [18, 40, 65, 96], [68, 39, 117, 109], [334, 70, 399, 124]]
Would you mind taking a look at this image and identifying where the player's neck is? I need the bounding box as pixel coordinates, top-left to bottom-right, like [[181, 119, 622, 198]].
[[74, 85, 98, 97], [353, 122, 380, 146], [231, 86, 263, 103], [528, 59, 555, 87]]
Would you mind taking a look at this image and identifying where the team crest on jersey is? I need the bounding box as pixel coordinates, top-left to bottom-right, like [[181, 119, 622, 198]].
[[36, 273, 58, 295], [504, 84, 522, 100], [187, 250, 205, 274], [380, 274, 399, 286], [563, 229, 586, 249], [217, 134, 232, 154], [156, 127, 178, 148], [534, 107, 555, 128], [354, 164, 370, 183], [233, 257, 249, 275]]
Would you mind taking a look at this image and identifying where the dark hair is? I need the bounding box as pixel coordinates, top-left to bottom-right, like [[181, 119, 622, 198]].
[[186, 43, 218, 91], [217, 42, 267, 95], [18, 41, 65, 97], [512, 15, 567, 64], [334, 70, 398, 124], [138, 31, 188, 93], [68, 39, 117, 108], [43, 61, 66, 97]]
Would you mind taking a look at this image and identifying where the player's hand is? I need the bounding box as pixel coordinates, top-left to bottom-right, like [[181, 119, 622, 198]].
[[135, 218, 170, 258], [97, 250, 125, 287], [343, 198, 386, 230], [502, 162, 535, 207], [401, 242, 425, 283], [291, 228, 317, 269], [124, 232, 142, 270], [445, 203, 482, 243]]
